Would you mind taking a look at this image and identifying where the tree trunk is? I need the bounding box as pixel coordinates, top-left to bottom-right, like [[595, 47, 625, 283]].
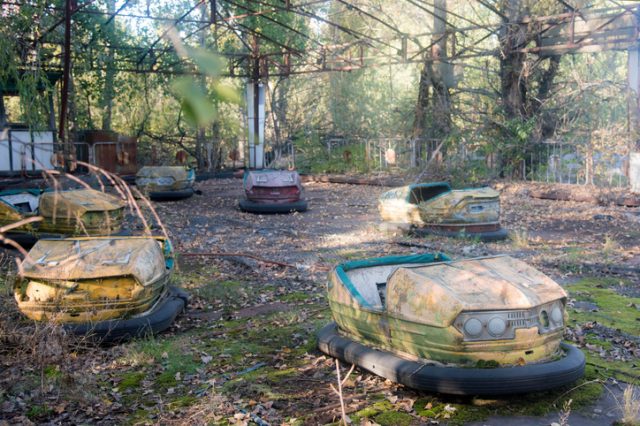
[[411, 0, 451, 165], [429, 0, 451, 144], [535, 55, 561, 139], [499, 0, 529, 118], [270, 77, 289, 162], [209, 110, 220, 171], [195, 3, 208, 169], [101, 0, 115, 130], [412, 67, 430, 142]]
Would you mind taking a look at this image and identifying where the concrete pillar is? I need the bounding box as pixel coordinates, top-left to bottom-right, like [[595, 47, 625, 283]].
[[246, 82, 265, 169]]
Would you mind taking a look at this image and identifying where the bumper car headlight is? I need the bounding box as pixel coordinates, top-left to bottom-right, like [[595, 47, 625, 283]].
[[487, 317, 507, 337], [464, 318, 483, 337], [156, 177, 175, 186]]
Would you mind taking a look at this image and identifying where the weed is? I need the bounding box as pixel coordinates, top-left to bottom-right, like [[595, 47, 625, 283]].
[[168, 395, 197, 410], [602, 234, 621, 258], [27, 404, 53, 420], [557, 398, 572, 426], [620, 386, 640, 425], [44, 364, 62, 380], [119, 371, 146, 390], [510, 229, 529, 249]]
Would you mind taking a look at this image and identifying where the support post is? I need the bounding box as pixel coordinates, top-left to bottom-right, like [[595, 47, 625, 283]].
[[247, 47, 265, 169]]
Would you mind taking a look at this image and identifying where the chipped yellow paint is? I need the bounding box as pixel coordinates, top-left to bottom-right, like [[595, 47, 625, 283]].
[[0, 202, 35, 232], [135, 166, 194, 192], [14, 237, 171, 324], [327, 256, 567, 366]]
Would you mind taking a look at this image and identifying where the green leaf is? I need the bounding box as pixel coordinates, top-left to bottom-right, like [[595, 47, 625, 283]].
[[185, 47, 225, 77], [213, 82, 242, 105], [171, 77, 216, 126]]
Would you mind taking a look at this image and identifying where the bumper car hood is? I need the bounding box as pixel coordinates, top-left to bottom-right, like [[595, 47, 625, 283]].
[[386, 255, 567, 326], [39, 189, 124, 216], [21, 237, 167, 285], [136, 166, 194, 183]]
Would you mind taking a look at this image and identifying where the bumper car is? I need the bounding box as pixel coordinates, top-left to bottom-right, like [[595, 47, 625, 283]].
[[0, 188, 125, 243], [14, 236, 188, 342], [239, 169, 307, 214], [378, 182, 507, 241], [135, 166, 196, 201], [317, 253, 585, 395]]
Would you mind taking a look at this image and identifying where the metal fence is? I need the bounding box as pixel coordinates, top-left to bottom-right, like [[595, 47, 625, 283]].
[[283, 135, 634, 188]]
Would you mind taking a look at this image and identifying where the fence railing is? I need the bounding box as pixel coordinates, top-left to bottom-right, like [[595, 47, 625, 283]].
[[282, 136, 634, 188]]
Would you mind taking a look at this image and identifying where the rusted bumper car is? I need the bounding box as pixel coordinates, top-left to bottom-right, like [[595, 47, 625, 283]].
[[378, 182, 507, 241], [239, 169, 307, 214], [317, 253, 584, 395], [135, 166, 196, 201], [14, 236, 188, 342], [0, 188, 125, 243]]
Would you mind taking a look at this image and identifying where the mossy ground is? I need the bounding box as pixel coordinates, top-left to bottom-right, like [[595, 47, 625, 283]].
[[567, 277, 640, 335], [3, 263, 634, 425], [565, 277, 640, 385]]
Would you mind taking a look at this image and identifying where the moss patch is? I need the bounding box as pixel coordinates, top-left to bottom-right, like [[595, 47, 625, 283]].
[[167, 395, 198, 410], [567, 278, 640, 335], [278, 291, 310, 303], [125, 337, 200, 391], [374, 410, 414, 426], [585, 353, 639, 384], [410, 379, 603, 425], [119, 371, 146, 390]]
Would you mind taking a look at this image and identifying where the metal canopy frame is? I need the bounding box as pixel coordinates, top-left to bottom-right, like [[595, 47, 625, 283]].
[[8, 0, 638, 79], [4, 0, 640, 146]]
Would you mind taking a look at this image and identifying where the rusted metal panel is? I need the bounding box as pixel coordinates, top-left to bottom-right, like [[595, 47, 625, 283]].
[[94, 142, 119, 173], [77, 130, 138, 175]]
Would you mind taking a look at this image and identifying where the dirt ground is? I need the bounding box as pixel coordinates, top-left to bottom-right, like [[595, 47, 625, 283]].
[[1, 178, 639, 425]]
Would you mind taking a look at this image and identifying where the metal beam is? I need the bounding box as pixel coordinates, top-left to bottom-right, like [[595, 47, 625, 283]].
[[137, 0, 206, 66]]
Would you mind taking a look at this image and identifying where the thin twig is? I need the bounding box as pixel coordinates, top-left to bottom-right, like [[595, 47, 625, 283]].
[[329, 359, 355, 425]]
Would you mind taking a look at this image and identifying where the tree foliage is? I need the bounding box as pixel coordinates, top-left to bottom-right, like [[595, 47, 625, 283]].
[[0, 0, 635, 177]]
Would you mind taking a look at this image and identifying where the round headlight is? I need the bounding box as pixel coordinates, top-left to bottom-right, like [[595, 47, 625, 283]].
[[551, 306, 563, 324], [464, 318, 483, 337], [487, 317, 507, 337], [157, 177, 175, 186]]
